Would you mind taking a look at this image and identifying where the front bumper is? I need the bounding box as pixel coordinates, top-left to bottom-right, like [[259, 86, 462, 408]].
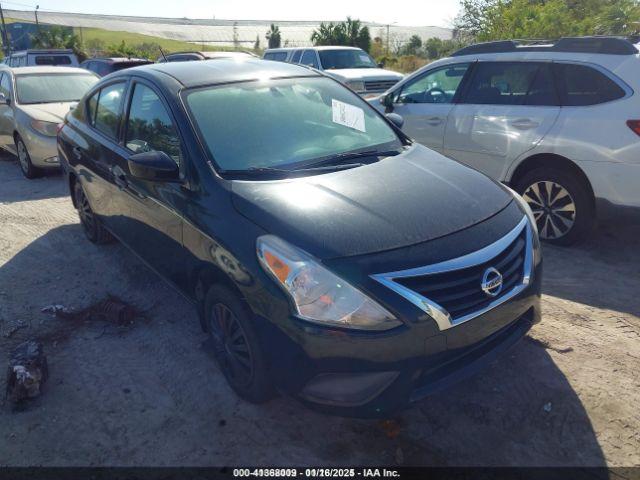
[[21, 127, 59, 169]]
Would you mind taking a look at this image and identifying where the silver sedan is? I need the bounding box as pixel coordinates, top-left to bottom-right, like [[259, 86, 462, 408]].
[[0, 66, 98, 178]]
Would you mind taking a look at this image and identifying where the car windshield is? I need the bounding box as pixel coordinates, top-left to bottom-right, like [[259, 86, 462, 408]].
[[16, 73, 98, 104], [318, 49, 377, 69], [185, 76, 401, 173]]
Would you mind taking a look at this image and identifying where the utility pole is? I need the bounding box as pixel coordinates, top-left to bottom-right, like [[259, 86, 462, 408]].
[[35, 5, 40, 30], [0, 3, 9, 55], [386, 23, 397, 55]]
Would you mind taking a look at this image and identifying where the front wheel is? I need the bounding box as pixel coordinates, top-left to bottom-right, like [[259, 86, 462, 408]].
[[204, 285, 274, 404], [15, 135, 39, 179], [515, 167, 595, 246]]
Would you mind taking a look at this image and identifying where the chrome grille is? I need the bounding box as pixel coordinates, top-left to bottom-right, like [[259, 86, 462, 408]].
[[364, 80, 399, 92], [371, 217, 533, 331], [395, 230, 526, 320]]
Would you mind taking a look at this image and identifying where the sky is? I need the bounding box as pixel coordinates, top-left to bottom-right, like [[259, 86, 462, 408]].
[[4, 0, 462, 27]]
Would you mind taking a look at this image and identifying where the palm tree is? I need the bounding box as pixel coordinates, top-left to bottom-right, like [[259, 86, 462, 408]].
[[266, 24, 281, 49]]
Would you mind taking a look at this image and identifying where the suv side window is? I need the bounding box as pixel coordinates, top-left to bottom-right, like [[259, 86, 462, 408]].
[[463, 62, 544, 106], [553, 63, 626, 106], [125, 83, 182, 165], [396, 63, 470, 104], [93, 82, 126, 139], [0, 73, 12, 99], [300, 50, 319, 68], [291, 50, 303, 63]]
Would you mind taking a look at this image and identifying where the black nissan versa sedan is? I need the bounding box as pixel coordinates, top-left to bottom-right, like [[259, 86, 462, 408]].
[[57, 59, 542, 417]]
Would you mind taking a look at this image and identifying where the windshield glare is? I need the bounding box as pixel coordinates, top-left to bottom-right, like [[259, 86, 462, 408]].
[[16, 73, 98, 105], [318, 49, 377, 70], [186, 77, 401, 172]]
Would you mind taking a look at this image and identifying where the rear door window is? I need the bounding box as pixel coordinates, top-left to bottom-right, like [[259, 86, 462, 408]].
[[463, 62, 542, 105], [264, 52, 288, 62], [34, 55, 72, 66], [300, 50, 319, 68], [291, 50, 303, 63], [93, 82, 126, 139], [553, 63, 626, 106]]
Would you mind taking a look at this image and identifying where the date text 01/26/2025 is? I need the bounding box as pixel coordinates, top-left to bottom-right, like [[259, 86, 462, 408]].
[[233, 468, 400, 478]]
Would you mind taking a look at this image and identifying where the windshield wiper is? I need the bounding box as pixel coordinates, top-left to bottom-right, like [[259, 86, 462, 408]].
[[222, 163, 366, 178], [307, 149, 402, 168]]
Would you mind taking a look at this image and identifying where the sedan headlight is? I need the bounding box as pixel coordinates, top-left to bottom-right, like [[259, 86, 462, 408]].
[[257, 235, 401, 331], [345, 80, 365, 92], [507, 186, 538, 236], [31, 119, 61, 137]]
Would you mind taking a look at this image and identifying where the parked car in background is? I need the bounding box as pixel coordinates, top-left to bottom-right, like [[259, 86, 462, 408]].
[[373, 37, 640, 245], [3, 49, 79, 67], [263, 46, 403, 97], [81, 57, 152, 77], [156, 50, 257, 63], [0, 65, 98, 178], [58, 59, 541, 416]]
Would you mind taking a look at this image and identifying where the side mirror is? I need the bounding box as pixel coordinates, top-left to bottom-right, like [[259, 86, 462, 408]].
[[127, 150, 179, 182], [385, 113, 404, 129], [0, 93, 10, 106], [380, 93, 394, 111]]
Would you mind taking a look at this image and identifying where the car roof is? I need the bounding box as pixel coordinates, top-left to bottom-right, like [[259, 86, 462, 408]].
[[311, 46, 362, 51], [134, 58, 320, 88], [88, 57, 151, 63], [10, 49, 75, 55], [0, 66, 95, 75]]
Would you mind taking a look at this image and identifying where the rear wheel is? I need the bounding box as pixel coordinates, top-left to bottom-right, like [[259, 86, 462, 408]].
[[515, 167, 594, 246], [15, 135, 39, 179], [73, 181, 113, 244], [204, 285, 274, 403]]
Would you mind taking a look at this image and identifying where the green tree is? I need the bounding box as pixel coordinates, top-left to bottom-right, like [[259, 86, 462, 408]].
[[310, 17, 372, 52], [266, 24, 281, 48], [401, 34, 423, 55], [31, 26, 87, 61]]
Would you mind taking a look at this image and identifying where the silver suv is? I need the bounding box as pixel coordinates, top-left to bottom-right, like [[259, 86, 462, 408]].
[[264, 46, 403, 96], [373, 37, 640, 245]]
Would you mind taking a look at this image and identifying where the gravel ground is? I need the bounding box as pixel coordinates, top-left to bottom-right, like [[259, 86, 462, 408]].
[[0, 153, 639, 467]]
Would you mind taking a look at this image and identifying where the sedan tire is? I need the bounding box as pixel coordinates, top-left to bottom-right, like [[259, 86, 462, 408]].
[[204, 284, 274, 404], [516, 167, 594, 246], [74, 181, 113, 244], [15, 135, 39, 179]]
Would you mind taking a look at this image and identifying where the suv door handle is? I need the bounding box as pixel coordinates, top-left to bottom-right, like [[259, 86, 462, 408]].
[[72, 146, 82, 160], [425, 116, 444, 126], [510, 118, 540, 130]]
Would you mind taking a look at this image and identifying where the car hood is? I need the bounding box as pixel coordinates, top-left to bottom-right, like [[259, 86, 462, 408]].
[[19, 102, 74, 123], [231, 145, 513, 259], [325, 68, 403, 81]]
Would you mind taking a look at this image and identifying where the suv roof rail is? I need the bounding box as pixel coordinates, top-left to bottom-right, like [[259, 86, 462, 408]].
[[451, 36, 639, 57]]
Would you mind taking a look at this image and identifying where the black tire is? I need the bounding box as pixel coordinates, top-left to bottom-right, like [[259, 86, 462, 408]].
[[515, 167, 595, 246], [73, 181, 113, 244], [204, 284, 274, 404], [15, 135, 39, 179]]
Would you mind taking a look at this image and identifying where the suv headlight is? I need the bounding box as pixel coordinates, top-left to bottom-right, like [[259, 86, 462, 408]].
[[31, 119, 61, 137], [345, 80, 365, 92], [257, 235, 401, 331]]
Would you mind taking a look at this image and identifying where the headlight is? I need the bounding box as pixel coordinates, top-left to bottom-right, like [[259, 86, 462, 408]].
[[257, 235, 401, 331], [31, 119, 61, 137], [507, 186, 538, 237], [345, 80, 365, 92]]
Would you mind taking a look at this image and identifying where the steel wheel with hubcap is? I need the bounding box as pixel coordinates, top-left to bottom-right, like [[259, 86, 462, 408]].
[[209, 303, 255, 388], [73, 182, 113, 244], [516, 166, 594, 246], [16, 136, 38, 179], [204, 285, 274, 403]]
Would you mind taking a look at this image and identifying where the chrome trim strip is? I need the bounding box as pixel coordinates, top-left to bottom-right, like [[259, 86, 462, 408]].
[[371, 216, 533, 331]]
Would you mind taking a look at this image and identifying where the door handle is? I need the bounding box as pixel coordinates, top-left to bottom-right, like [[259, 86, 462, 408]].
[[111, 166, 128, 190], [510, 118, 540, 130], [425, 116, 444, 126], [72, 146, 82, 160]]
